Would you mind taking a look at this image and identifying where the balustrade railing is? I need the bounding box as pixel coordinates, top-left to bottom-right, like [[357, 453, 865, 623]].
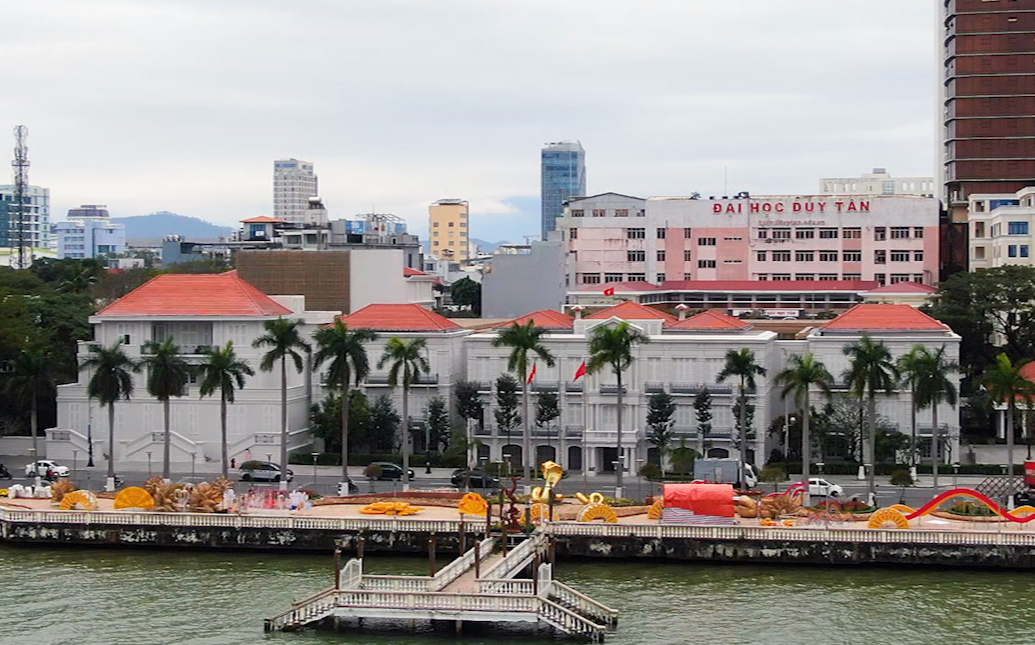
[[548, 581, 618, 627], [430, 536, 495, 591]]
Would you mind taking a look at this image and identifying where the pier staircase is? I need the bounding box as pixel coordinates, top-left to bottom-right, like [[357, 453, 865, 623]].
[[265, 531, 617, 641]]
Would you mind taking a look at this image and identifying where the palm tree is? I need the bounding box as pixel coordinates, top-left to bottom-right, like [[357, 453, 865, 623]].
[[983, 353, 1035, 497], [313, 320, 377, 489], [842, 335, 899, 502], [897, 345, 926, 475], [82, 341, 140, 489], [717, 348, 767, 487], [5, 346, 57, 484], [586, 321, 649, 497], [253, 318, 311, 489], [141, 338, 193, 479], [198, 341, 254, 479], [492, 320, 555, 483], [378, 337, 429, 491], [774, 353, 834, 505], [913, 345, 959, 493]]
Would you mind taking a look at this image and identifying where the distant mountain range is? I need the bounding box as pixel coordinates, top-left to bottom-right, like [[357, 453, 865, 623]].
[[113, 212, 235, 240]]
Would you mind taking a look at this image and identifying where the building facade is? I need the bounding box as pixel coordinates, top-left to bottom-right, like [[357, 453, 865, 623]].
[[273, 159, 320, 226], [942, 0, 1035, 218], [541, 141, 586, 240], [820, 168, 935, 196], [482, 240, 566, 318], [560, 193, 940, 288], [968, 185, 1035, 268], [56, 205, 126, 259], [429, 199, 470, 261], [0, 184, 51, 251]]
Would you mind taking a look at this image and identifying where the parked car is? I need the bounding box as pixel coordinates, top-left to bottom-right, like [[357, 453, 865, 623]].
[[239, 461, 294, 483], [451, 468, 500, 489], [24, 460, 70, 479], [368, 462, 415, 481], [808, 478, 844, 498]]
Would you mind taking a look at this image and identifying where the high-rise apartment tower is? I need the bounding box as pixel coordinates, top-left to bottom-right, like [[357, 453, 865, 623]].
[[273, 158, 320, 225], [429, 199, 469, 261], [541, 141, 586, 240], [942, 0, 1035, 221]]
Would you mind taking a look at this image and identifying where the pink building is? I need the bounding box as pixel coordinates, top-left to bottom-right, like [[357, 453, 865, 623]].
[[561, 193, 940, 288]]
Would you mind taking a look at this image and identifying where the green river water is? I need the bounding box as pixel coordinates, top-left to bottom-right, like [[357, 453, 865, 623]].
[[3, 544, 1034, 645]]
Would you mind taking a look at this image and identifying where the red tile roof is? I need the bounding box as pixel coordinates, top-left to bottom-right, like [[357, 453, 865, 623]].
[[336, 304, 462, 332], [865, 282, 937, 294], [585, 301, 678, 324], [240, 215, 286, 223], [403, 266, 427, 276], [669, 310, 752, 331], [1020, 362, 1035, 384], [97, 271, 293, 317], [821, 304, 949, 331], [497, 309, 575, 330]]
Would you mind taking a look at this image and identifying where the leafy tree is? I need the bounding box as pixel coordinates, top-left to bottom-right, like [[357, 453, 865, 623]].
[[897, 346, 926, 470], [4, 346, 57, 467], [313, 320, 377, 484], [492, 320, 555, 480], [368, 394, 400, 453], [450, 277, 482, 315], [718, 348, 767, 483], [586, 321, 650, 495], [983, 353, 1035, 491], [198, 341, 254, 478], [141, 337, 193, 479], [913, 345, 959, 490], [693, 388, 713, 456], [253, 318, 311, 487], [378, 337, 430, 489], [669, 438, 696, 478], [454, 380, 484, 473], [774, 352, 833, 502], [759, 464, 787, 492], [426, 396, 451, 454], [843, 335, 899, 501], [82, 341, 140, 485], [535, 391, 560, 433], [646, 390, 676, 466], [494, 373, 522, 454]]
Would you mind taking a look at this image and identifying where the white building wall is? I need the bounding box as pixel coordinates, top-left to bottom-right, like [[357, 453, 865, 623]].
[[349, 249, 409, 312]]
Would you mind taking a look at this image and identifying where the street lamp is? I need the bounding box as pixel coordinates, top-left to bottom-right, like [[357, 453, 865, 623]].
[[312, 452, 320, 490], [146, 451, 152, 478], [612, 460, 622, 499]]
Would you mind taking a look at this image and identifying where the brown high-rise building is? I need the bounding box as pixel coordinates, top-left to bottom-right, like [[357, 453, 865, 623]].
[[943, 0, 1035, 221]]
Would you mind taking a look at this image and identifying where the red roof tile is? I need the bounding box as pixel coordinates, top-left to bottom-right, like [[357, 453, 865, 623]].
[[240, 215, 286, 223], [669, 310, 752, 331], [821, 304, 949, 331], [336, 304, 462, 332], [97, 271, 293, 317], [586, 301, 678, 324], [497, 309, 575, 331], [403, 266, 427, 276], [1020, 362, 1035, 384]]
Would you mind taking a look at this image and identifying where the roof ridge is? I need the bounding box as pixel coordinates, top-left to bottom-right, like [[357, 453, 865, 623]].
[[233, 272, 288, 317]]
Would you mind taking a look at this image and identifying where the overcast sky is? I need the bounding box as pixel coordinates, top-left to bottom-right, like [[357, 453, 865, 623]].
[[4, 0, 937, 243]]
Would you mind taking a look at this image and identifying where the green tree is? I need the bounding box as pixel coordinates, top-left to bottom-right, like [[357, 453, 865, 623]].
[[843, 335, 899, 501], [983, 353, 1035, 492], [313, 320, 377, 485], [718, 348, 767, 484], [450, 277, 482, 315], [198, 341, 254, 478], [253, 318, 311, 488], [897, 345, 926, 471], [774, 352, 834, 503], [669, 438, 696, 478], [4, 346, 57, 471], [494, 373, 522, 468], [141, 337, 193, 479], [693, 388, 713, 456], [426, 396, 451, 454], [81, 341, 140, 486], [535, 390, 560, 433], [586, 321, 650, 495], [646, 390, 676, 467], [377, 337, 429, 490], [492, 320, 555, 481], [454, 380, 484, 472], [369, 394, 400, 453], [913, 345, 959, 491]]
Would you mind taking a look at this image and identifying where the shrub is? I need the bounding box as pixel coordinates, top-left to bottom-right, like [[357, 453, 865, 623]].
[[889, 469, 914, 487]]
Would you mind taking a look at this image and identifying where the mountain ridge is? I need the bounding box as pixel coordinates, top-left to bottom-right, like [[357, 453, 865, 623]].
[[113, 211, 235, 239]]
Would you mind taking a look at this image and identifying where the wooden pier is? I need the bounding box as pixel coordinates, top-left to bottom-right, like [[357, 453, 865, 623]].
[[264, 531, 618, 641]]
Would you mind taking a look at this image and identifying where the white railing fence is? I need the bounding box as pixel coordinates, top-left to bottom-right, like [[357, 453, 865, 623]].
[[430, 536, 496, 591]]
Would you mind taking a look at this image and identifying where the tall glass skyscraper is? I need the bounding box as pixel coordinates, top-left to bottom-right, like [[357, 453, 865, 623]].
[[541, 141, 586, 239]]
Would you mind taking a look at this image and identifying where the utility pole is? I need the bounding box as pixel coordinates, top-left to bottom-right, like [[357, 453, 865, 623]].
[[12, 126, 29, 270]]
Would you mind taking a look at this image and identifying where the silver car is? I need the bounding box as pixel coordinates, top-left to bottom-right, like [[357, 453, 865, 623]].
[[240, 462, 294, 483]]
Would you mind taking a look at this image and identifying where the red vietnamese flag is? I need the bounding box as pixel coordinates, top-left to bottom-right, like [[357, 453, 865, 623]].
[[573, 361, 587, 381], [527, 361, 537, 384], [603, 286, 616, 297]]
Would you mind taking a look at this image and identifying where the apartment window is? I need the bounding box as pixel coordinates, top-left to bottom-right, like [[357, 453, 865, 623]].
[[636, 209, 646, 217], [773, 228, 791, 239], [628, 250, 646, 262], [772, 274, 791, 281], [684, 227, 693, 239], [913, 250, 924, 261], [912, 274, 925, 283], [756, 251, 767, 261], [683, 273, 693, 280], [757, 274, 768, 281], [724, 236, 742, 241], [571, 209, 584, 218], [843, 273, 861, 281], [723, 259, 742, 264], [843, 227, 862, 239], [974, 222, 985, 238], [874, 273, 886, 286], [1009, 245, 1018, 258], [843, 250, 862, 262], [913, 227, 924, 238], [656, 273, 666, 282], [656, 227, 666, 239], [773, 251, 791, 262], [1023, 245, 1030, 258], [819, 228, 838, 239], [683, 250, 692, 262], [433, 241, 439, 246], [627, 228, 646, 239], [795, 273, 815, 281], [604, 273, 623, 283], [891, 227, 910, 239], [433, 231, 439, 237], [570, 228, 578, 239], [698, 237, 716, 246], [874, 227, 887, 241], [1009, 221, 1029, 235], [890, 274, 911, 284], [698, 259, 716, 268], [432, 221, 440, 227], [875, 250, 887, 264], [581, 274, 601, 284], [974, 246, 986, 260], [592, 209, 606, 218], [890, 250, 910, 262], [757, 228, 769, 239], [448, 221, 455, 227], [459, 222, 467, 228], [819, 251, 838, 262], [656, 250, 666, 261], [795, 251, 814, 262], [795, 228, 815, 239], [615, 209, 629, 218], [818, 274, 838, 281], [627, 273, 646, 281]]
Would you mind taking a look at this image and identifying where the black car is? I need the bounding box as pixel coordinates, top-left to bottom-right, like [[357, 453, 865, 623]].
[[451, 468, 500, 489], [368, 462, 415, 481]]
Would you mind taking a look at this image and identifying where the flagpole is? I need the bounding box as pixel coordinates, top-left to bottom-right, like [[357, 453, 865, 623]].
[[557, 356, 565, 469], [582, 372, 589, 487]]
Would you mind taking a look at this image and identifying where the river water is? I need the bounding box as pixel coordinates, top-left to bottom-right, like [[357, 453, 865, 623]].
[[3, 544, 1034, 645]]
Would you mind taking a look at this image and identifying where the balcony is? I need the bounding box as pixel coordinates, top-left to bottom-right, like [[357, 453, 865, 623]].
[[644, 382, 665, 393], [565, 382, 583, 393], [564, 425, 584, 438], [139, 344, 217, 356], [670, 383, 734, 395], [531, 381, 561, 393], [599, 384, 627, 395], [365, 374, 439, 386], [472, 381, 492, 392]]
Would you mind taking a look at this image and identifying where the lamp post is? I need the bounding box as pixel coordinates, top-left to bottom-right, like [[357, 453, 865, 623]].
[[87, 396, 95, 468], [191, 452, 197, 482], [146, 451, 152, 478], [612, 460, 622, 498], [312, 452, 320, 490]]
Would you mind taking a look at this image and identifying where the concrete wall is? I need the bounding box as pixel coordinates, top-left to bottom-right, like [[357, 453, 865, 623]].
[[483, 241, 566, 319], [349, 249, 407, 312]]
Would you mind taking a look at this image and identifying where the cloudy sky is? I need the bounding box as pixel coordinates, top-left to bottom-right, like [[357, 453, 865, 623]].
[[4, 0, 937, 242]]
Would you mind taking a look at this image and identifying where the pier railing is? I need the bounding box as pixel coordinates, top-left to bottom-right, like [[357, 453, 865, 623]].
[[546, 580, 619, 628], [480, 532, 548, 580], [430, 536, 496, 591]]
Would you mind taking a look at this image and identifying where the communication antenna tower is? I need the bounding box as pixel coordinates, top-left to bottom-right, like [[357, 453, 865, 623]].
[[12, 126, 29, 270]]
